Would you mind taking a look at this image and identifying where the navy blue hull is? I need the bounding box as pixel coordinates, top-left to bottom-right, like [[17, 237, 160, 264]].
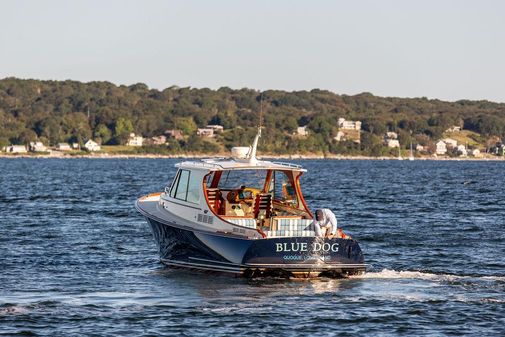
[[146, 217, 365, 278]]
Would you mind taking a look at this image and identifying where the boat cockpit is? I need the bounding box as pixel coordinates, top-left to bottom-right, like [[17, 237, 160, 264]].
[[163, 160, 316, 238]]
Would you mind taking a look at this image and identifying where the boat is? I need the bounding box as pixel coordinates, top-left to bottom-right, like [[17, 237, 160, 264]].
[[135, 127, 365, 278]]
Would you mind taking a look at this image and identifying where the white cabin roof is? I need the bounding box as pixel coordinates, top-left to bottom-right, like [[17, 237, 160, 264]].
[[175, 158, 306, 172]]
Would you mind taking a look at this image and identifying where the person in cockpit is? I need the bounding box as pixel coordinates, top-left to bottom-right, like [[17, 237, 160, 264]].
[[311, 209, 338, 238]]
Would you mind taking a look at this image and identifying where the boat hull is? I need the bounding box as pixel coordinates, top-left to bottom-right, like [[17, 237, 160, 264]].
[[144, 216, 365, 278]]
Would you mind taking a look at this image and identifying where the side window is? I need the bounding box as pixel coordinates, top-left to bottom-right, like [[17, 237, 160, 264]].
[[187, 174, 200, 203], [175, 170, 190, 200], [170, 169, 200, 204], [169, 170, 181, 198]]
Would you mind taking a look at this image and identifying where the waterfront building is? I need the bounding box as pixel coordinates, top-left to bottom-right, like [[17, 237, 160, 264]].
[[385, 139, 400, 148], [29, 141, 47, 152], [84, 140, 101, 152], [471, 149, 481, 157], [127, 133, 144, 147], [206, 125, 224, 132], [435, 141, 447, 155], [338, 118, 362, 131], [6, 145, 27, 153], [149, 135, 167, 145], [456, 144, 467, 157], [442, 138, 458, 148], [295, 126, 309, 137], [56, 143, 72, 151], [386, 132, 398, 139], [445, 126, 461, 133], [164, 129, 184, 140], [197, 128, 215, 137]]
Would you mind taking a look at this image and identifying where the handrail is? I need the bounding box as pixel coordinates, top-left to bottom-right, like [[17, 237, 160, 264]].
[[176, 161, 225, 169], [271, 161, 303, 169]]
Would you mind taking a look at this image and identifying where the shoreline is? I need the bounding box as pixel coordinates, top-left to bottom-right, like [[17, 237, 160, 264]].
[[1, 152, 504, 161]]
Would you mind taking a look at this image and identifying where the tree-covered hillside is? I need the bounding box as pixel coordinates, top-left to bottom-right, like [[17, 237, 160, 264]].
[[1, 77, 504, 155]]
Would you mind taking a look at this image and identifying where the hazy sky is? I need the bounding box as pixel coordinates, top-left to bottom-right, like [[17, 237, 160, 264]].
[[1, 0, 504, 102]]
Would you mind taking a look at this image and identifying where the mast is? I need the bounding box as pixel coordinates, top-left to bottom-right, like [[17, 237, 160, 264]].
[[248, 92, 263, 164]]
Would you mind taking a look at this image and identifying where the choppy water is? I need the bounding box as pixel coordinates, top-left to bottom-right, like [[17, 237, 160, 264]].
[[1, 158, 504, 336]]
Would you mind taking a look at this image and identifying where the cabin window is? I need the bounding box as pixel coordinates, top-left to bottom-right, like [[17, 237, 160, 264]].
[[175, 170, 190, 200], [186, 172, 200, 203], [170, 169, 200, 204], [218, 169, 268, 190], [274, 170, 298, 207], [169, 170, 181, 198]]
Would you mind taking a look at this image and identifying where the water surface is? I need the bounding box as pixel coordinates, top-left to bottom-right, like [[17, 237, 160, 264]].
[[1, 159, 504, 336]]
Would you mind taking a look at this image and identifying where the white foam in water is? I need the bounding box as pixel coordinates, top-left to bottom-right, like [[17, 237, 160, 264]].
[[352, 269, 505, 282], [0, 306, 29, 315], [351, 268, 461, 281]]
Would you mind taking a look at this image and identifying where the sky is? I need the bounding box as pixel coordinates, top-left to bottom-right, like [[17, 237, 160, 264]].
[[1, 0, 504, 102]]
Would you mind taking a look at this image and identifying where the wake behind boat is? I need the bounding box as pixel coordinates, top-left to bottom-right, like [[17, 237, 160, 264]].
[[136, 128, 365, 278]]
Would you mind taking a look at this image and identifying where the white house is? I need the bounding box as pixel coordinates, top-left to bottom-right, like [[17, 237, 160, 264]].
[[197, 128, 214, 137], [6, 145, 27, 154], [385, 139, 400, 148], [84, 140, 101, 152], [471, 149, 481, 157], [456, 144, 467, 156], [436, 141, 447, 155], [443, 138, 458, 148], [126, 133, 144, 147], [386, 132, 398, 139], [445, 126, 461, 133], [56, 143, 72, 151], [295, 126, 309, 137], [338, 118, 362, 130], [206, 125, 224, 132], [71, 143, 80, 150], [29, 141, 47, 152], [416, 144, 425, 152], [150, 135, 167, 145]]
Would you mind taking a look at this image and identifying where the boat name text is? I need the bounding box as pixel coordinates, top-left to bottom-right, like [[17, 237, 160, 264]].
[[275, 242, 339, 253]]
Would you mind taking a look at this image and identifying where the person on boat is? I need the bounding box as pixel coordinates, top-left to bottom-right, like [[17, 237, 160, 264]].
[[311, 209, 338, 238]]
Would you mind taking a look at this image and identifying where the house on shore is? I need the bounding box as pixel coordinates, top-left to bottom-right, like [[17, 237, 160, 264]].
[[338, 118, 362, 130], [415, 144, 425, 152], [29, 141, 47, 152], [445, 126, 461, 133], [147, 135, 167, 145], [165, 129, 184, 140], [436, 141, 447, 155], [197, 128, 214, 138], [56, 143, 72, 151], [84, 140, 101, 152], [295, 126, 309, 137], [206, 125, 224, 133], [335, 118, 361, 143], [384, 132, 399, 148], [126, 133, 144, 147], [6, 145, 28, 154], [442, 138, 458, 148], [456, 144, 467, 157], [471, 149, 481, 157]]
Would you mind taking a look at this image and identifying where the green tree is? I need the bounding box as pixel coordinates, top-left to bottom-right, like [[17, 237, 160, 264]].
[[113, 117, 134, 144]]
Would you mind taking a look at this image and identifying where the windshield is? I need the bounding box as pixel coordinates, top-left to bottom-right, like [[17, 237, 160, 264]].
[[217, 169, 269, 190]]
